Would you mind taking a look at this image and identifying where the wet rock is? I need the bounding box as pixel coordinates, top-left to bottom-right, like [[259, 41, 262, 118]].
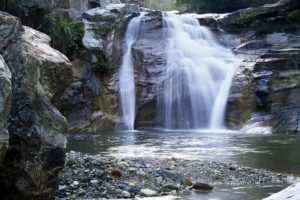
[[183, 178, 193, 187], [192, 183, 214, 192], [111, 169, 122, 179], [133, 11, 167, 127], [140, 188, 158, 197], [218, 1, 300, 132], [161, 185, 179, 193], [61, 3, 140, 132], [82, 3, 139, 66]]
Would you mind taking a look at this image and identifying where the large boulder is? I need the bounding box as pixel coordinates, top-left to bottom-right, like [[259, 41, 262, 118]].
[[20, 26, 73, 101], [0, 56, 11, 133], [0, 11, 69, 199]]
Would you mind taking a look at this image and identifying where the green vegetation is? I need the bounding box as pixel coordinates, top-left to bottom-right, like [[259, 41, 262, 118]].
[[42, 16, 84, 59], [94, 53, 111, 74]]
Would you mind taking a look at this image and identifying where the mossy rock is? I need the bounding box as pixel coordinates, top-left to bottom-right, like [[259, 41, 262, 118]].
[[42, 16, 84, 59]]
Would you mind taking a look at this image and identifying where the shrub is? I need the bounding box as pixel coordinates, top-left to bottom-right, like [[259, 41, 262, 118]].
[[42, 16, 84, 59]]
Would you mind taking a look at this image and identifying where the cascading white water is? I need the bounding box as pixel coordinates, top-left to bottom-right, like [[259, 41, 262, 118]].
[[157, 12, 240, 129], [119, 14, 145, 130]]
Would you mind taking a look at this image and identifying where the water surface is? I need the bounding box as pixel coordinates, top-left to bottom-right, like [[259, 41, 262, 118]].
[[68, 130, 300, 199]]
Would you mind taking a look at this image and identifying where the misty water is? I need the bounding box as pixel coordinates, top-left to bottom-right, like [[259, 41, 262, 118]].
[[157, 13, 239, 129]]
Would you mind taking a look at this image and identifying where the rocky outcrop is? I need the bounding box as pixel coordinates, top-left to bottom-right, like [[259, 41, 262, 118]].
[[132, 11, 167, 127], [218, 0, 300, 33], [0, 0, 128, 29], [199, 0, 300, 133], [0, 11, 69, 199], [178, 0, 278, 13], [58, 3, 140, 133], [0, 55, 11, 133], [82, 3, 139, 67]]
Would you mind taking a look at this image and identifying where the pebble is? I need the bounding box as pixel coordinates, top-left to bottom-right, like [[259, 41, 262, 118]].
[[192, 183, 214, 192], [72, 181, 79, 186], [90, 179, 99, 184], [140, 188, 158, 197], [122, 190, 131, 198], [56, 151, 289, 199]]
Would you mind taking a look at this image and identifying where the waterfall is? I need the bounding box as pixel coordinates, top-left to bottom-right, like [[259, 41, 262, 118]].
[[157, 12, 240, 129], [119, 14, 145, 130]]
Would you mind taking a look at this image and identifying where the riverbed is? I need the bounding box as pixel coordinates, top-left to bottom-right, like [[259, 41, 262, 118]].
[[65, 130, 300, 199]]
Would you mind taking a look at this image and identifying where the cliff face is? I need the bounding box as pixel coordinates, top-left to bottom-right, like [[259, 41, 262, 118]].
[[205, 0, 300, 133]]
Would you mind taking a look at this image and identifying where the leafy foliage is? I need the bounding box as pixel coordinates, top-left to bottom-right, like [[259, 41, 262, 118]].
[[42, 16, 84, 59]]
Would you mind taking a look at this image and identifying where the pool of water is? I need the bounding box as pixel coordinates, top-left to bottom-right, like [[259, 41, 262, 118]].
[[67, 130, 300, 199]]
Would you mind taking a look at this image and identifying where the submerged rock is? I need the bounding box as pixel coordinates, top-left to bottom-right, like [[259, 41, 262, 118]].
[[191, 183, 214, 192]]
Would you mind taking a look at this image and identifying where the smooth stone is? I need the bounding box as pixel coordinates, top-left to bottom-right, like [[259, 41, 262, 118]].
[[90, 179, 99, 184], [161, 185, 179, 193], [58, 185, 67, 190], [192, 183, 214, 192], [111, 169, 122, 178], [122, 190, 131, 198], [72, 181, 79, 186], [140, 188, 158, 197]]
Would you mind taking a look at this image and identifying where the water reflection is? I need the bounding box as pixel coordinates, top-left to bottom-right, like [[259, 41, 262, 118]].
[[68, 130, 300, 175]]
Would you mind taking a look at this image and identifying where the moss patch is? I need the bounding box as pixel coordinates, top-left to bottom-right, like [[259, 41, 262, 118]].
[[42, 16, 84, 59]]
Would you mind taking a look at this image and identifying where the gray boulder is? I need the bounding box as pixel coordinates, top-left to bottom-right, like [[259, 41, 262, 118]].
[[0, 11, 69, 199], [0, 56, 11, 133]]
